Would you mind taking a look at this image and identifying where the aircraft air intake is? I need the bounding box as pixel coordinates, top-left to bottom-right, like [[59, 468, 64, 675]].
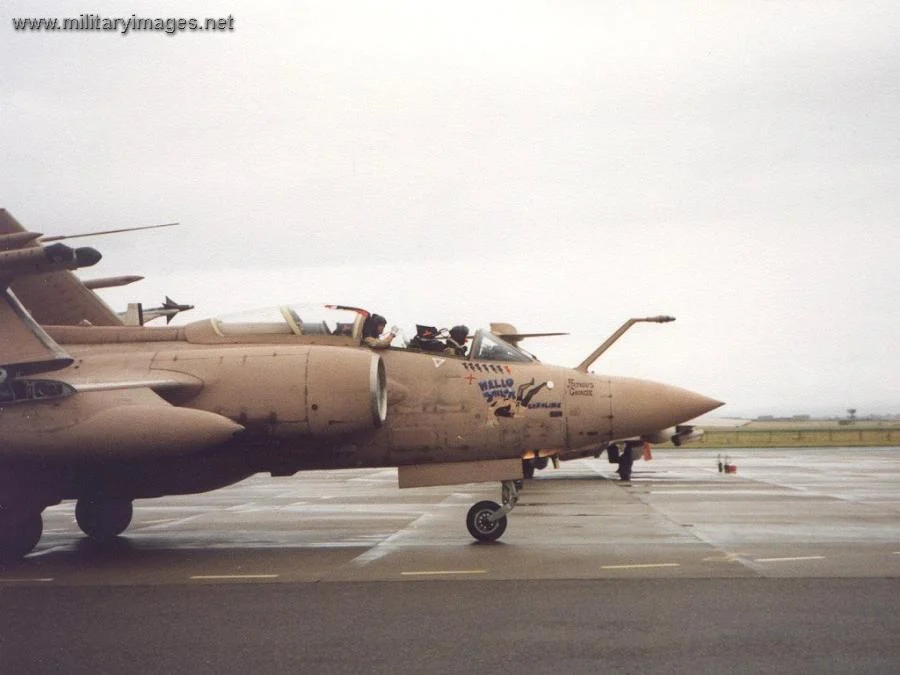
[[306, 348, 387, 435]]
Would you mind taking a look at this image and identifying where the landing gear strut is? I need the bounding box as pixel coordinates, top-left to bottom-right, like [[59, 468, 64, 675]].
[[75, 498, 133, 541], [522, 459, 536, 479], [610, 442, 640, 481], [522, 456, 550, 480], [466, 480, 519, 542]]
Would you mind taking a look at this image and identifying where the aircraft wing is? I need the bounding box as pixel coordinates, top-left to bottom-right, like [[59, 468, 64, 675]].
[[0, 209, 123, 326]]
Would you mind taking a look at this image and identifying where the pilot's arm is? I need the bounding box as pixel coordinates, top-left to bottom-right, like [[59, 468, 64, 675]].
[[443, 340, 466, 356], [364, 327, 397, 349]]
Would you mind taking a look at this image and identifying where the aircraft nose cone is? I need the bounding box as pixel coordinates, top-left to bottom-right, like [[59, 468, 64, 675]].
[[609, 377, 723, 439]]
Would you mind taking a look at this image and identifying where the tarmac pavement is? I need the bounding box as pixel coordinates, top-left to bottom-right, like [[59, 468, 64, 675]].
[[2, 447, 898, 673]]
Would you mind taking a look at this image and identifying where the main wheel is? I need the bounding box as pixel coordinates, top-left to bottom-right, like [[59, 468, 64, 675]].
[[75, 498, 133, 541], [533, 457, 549, 471], [466, 500, 507, 542], [0, 509, 43, 561]]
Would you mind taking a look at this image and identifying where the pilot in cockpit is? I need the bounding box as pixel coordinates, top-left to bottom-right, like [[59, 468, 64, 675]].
[[334, 322, 354, 337], [362, 313, 397, 349], [443, 325, 469, 357]]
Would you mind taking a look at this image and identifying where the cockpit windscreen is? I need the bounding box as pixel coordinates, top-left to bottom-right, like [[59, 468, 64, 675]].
[[469, 331, 535, 363]]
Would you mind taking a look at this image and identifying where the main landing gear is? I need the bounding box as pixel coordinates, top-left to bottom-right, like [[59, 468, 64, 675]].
[[0, 497, 135, 561], [521, 456, 549, 480], [607, 442, 640, 481], [0, 505, 44, 562], [466, 479, 520, 543], [75, 498, 133, 541]]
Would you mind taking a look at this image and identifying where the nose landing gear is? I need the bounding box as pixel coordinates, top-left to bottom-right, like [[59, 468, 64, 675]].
[[465, 479, 520, 542]]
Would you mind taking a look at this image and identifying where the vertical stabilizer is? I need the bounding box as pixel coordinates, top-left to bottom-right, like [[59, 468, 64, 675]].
[[0, 288, 73, 376]]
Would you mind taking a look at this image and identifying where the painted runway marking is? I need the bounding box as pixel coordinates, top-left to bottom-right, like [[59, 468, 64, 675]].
[[190, 574, 279, 580], [350, 493, 469, 567], [702, 553, 747, 562], [650, 490, 783, 495], [26, 545, 67, 558], [0, 578, 54, 583], [755, 556, 826, 563], [601, 563, 680, 570], [141, 514, 206, 531], [401, 570, 487, 577]]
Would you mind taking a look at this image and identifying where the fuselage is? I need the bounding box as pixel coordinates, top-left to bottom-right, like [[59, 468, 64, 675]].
[[0, 321, 721, 503]]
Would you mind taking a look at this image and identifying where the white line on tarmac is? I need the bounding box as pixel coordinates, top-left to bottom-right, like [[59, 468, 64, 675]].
[[26, 545, 67, 558], [140, 514, 206, 531], [226, 502, 260, 513], [702, 553, 747, 562], [190, 574, 279, 580], [754, 556, 826, 563], [350, 492, 468, 567], [401, 570, 487, 577], [0, 578, 54, 582], [650, 490, 781, 495], [601, 563, 680, 570]]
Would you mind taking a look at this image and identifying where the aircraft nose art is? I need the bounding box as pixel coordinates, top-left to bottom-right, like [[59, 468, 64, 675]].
[[609, 377, 723, 440]]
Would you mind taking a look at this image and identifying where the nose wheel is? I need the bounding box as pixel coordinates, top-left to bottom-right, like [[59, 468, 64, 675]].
[[465, 479, 519, 542], [466, 500, 507, 541]]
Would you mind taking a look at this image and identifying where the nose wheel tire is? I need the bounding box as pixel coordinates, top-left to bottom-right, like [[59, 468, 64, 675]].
[[466, 500, 507, 542]]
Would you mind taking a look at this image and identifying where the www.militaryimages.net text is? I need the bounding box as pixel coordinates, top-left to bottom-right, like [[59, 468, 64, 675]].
[[12, 14, 235, 36]]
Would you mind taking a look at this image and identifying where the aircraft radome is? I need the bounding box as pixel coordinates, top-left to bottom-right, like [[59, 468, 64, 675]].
[[0, 209, 723, 560]]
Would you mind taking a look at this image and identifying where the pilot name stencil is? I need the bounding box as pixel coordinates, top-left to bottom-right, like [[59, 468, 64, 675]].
[[566, 379, 595, 396]]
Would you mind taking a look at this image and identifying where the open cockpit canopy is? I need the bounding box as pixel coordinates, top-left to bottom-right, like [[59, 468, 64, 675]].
[[206, 304, 367, 340], [193, 304, 539, 362]]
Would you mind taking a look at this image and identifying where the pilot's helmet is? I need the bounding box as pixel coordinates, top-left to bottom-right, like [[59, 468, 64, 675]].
[[449, 325, 469, 344]]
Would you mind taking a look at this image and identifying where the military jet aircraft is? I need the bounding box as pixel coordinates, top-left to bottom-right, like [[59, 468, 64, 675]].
[[0, 209, 723, 559]]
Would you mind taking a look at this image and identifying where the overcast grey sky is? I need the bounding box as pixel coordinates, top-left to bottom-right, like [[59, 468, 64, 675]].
[[2, 1, 898, 418]]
